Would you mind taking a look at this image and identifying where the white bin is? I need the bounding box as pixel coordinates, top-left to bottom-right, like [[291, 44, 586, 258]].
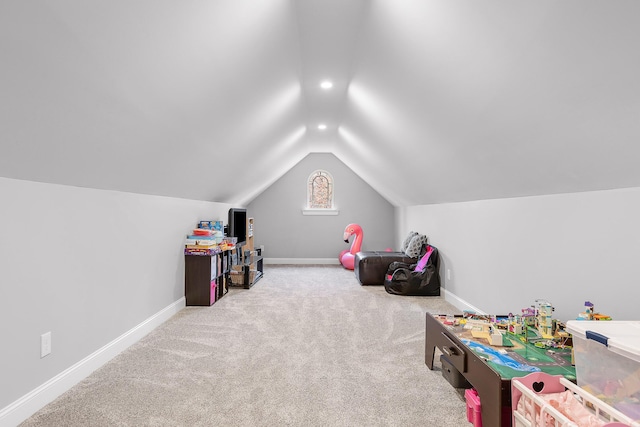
[[566, 320, 640, 421]]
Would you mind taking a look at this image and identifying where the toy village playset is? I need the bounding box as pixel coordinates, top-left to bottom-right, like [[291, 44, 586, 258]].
[[437, 300, 577, 381], [436, 301, 640, 426], [437, 300, 615, 381]]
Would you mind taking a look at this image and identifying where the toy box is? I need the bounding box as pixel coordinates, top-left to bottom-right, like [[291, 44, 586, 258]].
[[512, 372, 639, 426], [566, 320, 640, 420]]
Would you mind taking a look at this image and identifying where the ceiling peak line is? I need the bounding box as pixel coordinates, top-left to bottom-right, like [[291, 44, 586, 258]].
[[292, 0, 372, 142]]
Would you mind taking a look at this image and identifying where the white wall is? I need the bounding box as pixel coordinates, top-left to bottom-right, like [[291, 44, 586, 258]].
[[0, 177, 230, 418], [401, 187, 640, 322]]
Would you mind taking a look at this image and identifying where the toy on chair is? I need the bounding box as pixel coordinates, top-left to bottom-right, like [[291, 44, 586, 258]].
[[339, 223, 363, 270]]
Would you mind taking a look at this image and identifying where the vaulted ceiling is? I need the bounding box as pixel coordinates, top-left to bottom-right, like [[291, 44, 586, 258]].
[[2, 1, 640, 207]]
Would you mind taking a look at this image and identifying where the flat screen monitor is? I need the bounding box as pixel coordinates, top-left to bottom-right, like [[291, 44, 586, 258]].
[[228, 208, 247, 246]]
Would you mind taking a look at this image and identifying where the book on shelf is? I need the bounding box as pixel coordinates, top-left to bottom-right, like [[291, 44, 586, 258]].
[[185, 248, 217, 256], [185, 244, 219, 250], [187, 234, 216, 240], [192, 228, 214, 236], [198, 220, 223, 231], [185, 239, 217, 246]]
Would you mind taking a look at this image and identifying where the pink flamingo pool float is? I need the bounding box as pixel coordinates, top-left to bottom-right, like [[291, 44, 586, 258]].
[[339, 223, 363, 270]]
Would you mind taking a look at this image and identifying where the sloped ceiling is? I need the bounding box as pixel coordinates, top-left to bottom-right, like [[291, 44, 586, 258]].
[[2, 1, 640, 207]]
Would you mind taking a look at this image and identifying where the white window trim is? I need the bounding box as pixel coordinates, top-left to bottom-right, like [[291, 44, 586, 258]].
[[302, 209, 339, 216]]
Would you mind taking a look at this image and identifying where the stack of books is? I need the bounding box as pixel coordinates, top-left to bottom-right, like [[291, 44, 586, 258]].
[[184, 228, 219, 256], [184, 221, 235, 255]]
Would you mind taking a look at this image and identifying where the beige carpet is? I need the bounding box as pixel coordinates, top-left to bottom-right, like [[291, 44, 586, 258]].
[[21, 265, 467, 426]]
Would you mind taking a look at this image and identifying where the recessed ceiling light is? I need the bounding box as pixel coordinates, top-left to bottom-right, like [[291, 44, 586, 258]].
[[318, 124, 327, 130], [320, 80, 333, 90]]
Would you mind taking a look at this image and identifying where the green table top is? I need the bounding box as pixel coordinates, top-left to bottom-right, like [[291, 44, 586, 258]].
[[437, 317, 576, 381]]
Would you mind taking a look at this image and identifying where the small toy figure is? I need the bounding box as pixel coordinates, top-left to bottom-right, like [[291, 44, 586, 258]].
[[577, 301, 595, 320], [577, 301, 612, 321]]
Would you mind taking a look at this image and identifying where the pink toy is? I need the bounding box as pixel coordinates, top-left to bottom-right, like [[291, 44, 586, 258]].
[[339, 223, 363, 270], [414, 246, 434, 272]]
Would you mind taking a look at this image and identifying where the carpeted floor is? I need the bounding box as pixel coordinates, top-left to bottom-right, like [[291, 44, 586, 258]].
[[21, 265, 467, 426]]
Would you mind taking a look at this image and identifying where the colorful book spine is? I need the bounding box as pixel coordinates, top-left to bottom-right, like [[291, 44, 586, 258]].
[[185, 244, 218, 250], [185, 239, 216, 246], [184, 248, 220, 256], [187, 235, 215, 240]]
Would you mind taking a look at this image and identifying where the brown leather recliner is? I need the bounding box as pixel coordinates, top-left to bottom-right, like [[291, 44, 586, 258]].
[[354, 251, 418, 285]]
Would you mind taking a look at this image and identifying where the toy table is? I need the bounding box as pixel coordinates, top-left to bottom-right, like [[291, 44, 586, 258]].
[[425, 313, 576, 427]]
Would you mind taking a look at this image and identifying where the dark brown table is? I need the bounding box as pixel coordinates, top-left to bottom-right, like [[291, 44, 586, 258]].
[[425, 313, 512, 427]]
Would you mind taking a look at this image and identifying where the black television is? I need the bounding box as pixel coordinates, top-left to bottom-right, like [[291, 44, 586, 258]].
[[228, 208, 247, 246]]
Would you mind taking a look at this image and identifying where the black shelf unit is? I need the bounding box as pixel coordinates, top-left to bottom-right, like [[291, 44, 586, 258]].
[[229, 247, 263, 289], [184, 249, 231, 306], [241, 248, 263, 289]]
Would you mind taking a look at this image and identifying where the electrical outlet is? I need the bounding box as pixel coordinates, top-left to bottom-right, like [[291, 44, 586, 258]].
[[41, 332, 51, 358], [447, 269, 451, 281]]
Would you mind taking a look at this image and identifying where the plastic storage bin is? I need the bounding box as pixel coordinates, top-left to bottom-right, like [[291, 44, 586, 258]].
[[566, 320, 640, 420], [465, 388, 482, 427], [463, 387, 511, 427]]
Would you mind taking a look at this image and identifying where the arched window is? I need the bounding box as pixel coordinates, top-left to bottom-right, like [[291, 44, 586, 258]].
[[307, 170, 334, 209]]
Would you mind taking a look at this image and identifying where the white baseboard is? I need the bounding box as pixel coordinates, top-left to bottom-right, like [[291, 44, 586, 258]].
[[442, 288, 487, 315], [0, 297, 185, 427], [264, 258, 340, 265]]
